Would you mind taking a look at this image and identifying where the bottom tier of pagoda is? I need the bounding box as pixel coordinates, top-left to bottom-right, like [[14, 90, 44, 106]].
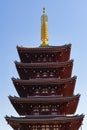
[[6, 115, 84, 130]]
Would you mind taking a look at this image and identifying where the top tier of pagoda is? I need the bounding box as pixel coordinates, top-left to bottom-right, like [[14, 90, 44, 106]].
[[17, 44, 71, 63], [5, 8, 84, 130]]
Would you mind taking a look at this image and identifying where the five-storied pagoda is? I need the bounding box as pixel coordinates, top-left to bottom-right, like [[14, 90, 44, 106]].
[[5, 8, 84, 130]]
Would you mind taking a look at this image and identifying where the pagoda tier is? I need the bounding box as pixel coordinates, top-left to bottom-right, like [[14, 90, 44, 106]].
[[15, 60, 73, 79], [12, 76, 76, 97], [5, 115, 84, 130], [17, 44, 71, 63], [9, 95, 80, 115]]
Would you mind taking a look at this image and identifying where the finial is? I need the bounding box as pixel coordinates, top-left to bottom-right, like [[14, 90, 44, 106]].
[[40, 8, 49, 46], [43, 8, 46, 14]]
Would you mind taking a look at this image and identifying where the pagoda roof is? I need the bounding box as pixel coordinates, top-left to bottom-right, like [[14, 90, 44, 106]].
[[17, 44, 71, 53], [9, 95, 80, 115], [9, 94, 80, 103], [5, 115, 84, 130], [12, 76, 76, 85], [15, 60, 73, 69], [5, 114, 84, 122]]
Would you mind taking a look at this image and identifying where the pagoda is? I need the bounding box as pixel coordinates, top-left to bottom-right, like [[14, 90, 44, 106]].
[[5, 8, 84, 130]]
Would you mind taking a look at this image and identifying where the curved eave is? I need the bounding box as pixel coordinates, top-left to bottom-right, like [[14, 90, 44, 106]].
[[15, 60, 73, 68], [12, 76, 76, 85], [9, 95, 80, 103], [5, 114, 84, 129], [9, 95, 80, 115], [17, 44, 71, 53]]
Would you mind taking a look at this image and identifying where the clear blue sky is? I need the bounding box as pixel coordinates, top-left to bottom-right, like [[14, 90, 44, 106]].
[[0, 0, 87, 130]]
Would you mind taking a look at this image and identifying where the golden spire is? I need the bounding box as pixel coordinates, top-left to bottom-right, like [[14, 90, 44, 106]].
[[41, 8, 49, 46]]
